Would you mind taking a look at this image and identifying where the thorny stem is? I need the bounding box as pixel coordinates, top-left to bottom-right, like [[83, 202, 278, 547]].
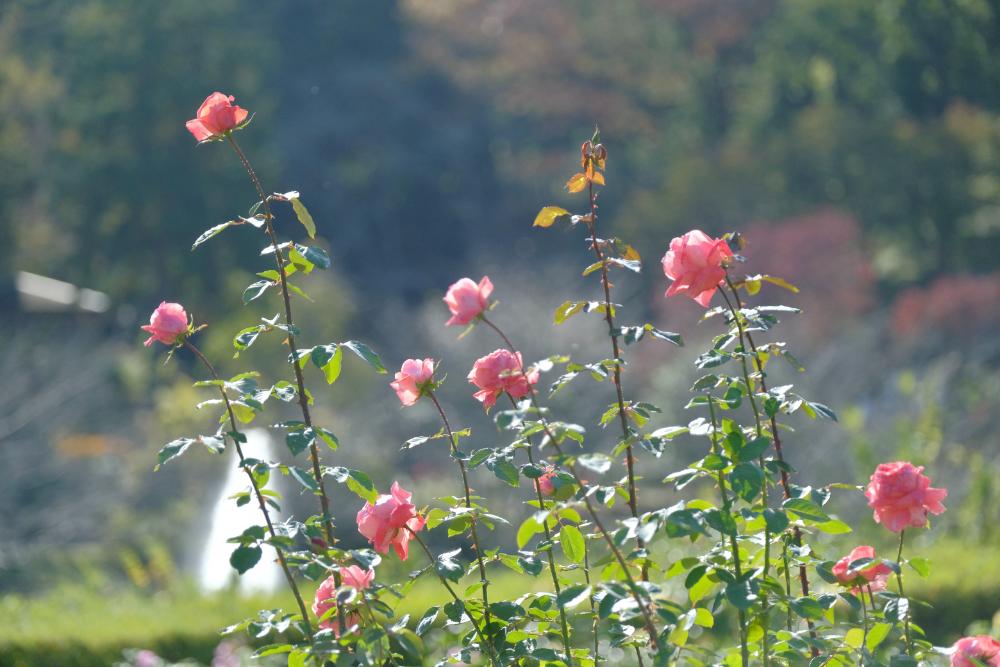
[[407, 527, 498, 666], [479, 317, 662, 651], [582, 536, 601, 665], [722, 276, 818, 656], [583, 180, 645, 579], [427, 391, 492, 631], [718, 285, 771, 666], [184, 341, 319, 663], [505, 394, 574, 666], [896, 529, 912, 654], [226, 135, 347, 635], [707, 394, 749, 667]]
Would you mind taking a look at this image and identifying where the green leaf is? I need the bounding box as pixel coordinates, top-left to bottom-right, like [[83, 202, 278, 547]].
[[346, 470, 378, 503], [533, 205, 571, 228], [867, 622, 892, 650], [288, 466, 319, 493], [415, 606, 439, 636], [646, 324, 683, 346], [783, 498, 831, 523], [516, 516, 542, 549], [556, 584, 591, 609], [435, 548, 464, 583], [491, 460, 519, 488], [229, 545, 262, 574], [192, 221, 235, 250], [909, 557, 931, 578], [290, 197, 316, 238], [285, 428, 315, 457], [738, 436, 771, 462], [311, 345, 343, 384], [156, 438, 195, 469], [242, 280, 273, 304], [559, 524, 585, 564], [295, 244, 330, 269], [728, 463, 764, 502], [578, 453, 612, 474], [341, 340, 387, 374]]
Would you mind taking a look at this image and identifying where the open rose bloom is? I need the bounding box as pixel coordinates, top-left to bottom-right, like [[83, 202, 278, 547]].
[[185, 92, 249, 142], [390, 358, 435, 406], [951, 636, 1000, 667], [312, 565, 373, 633], [831, 545, 892, 593], [865, 461, 947, 532], [661, 230, 734, 307], [468, 349, 539, 409], [356, 482, 425, 560], [444, 276, 493, 326], [141, 302, 189, 347]]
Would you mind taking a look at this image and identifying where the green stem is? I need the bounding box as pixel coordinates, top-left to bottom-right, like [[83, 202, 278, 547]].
[[583, 536, 601, 665], [480, 318, 663, 651], [225, 135, 347, 634], [184, 341, 319, 664], [896, 529, 911, 654], [505, 394, 574, 666], [427, 391, 492, 633], [408, 528, 498, 666], [707, 395, 749, 667]]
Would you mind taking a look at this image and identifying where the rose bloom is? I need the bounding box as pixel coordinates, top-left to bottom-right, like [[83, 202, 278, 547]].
[[865, 461, 947, 532], [467, 349, 539, 409], [831, 545, 892, 593], [185, 92, 249, 142], [312, 565, 374, 633], [661, 230, 734, 307], [444, 276, 493, 326], [141, 302, 189, 347], [390, 358, 435, 407], [356, 481, 425, 560], [538, 468, 556, 497], [952, 636, 1000, 667]]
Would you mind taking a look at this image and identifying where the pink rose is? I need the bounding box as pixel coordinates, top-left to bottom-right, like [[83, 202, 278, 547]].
[[865, 461, 947, 532], [356, 481, 425, 560], [444, 276, 493, 326], [134, 651, 161, 667], [538, 468, 556, 497], [389, 358, 435, 406], [185, 92, 249, 142], [340, 564, 375, 591], [467, 349, 539, 409], [831, 545, 892, 593], [952, 636, 1000, 667], [661, 230, 734, 307], [312, 566, 373, 632], [141, 301, 189, 347]]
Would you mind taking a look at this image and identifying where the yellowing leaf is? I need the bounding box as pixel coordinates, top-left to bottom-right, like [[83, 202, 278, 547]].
[[565, 173, 588, 193], [290, 198, 316, 239], [591, 171, 605, 186], [623, 244, 641, 261], [533, 206, 571, 228]]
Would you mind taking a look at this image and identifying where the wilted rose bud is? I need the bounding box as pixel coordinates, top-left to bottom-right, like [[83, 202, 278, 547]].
[[593, 143, 607, 161]]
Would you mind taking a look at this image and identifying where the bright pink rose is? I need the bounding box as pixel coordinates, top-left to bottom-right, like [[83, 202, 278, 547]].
[[831, 545, 892, 593], [141, 301, 189, 347], [444, 276, 493, 326], [865, 461, 947, 532], [467, 349, 539, 409], [538, 468, 556, 497], [661, 230, 734, 307], [356, 481, 425, 560], [390, 358, 435, 406], [312, 566, 372, 633], [185, 92, 249, 142], [952, 636, 1000, 667]]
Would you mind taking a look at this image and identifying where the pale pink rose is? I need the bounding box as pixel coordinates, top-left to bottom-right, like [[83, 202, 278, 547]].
[[831, 545, 892, 593], [134, 651, 161, 667], [467, 349, 539, 409], [952, 636, 1000, 667], [444, 276, 493, 326], [865, 461, 947, 532], [389, 358, 435, 406], [661, 230, 734, 307], [356, 481, 425, 560], [141, 301, 189, 347], [185, 92, 249, 142], [537, 468, 556, 497], [311, 566, 373, 632]]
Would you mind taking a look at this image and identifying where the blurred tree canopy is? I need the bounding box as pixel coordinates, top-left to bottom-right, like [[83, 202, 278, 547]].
[[3, 0, 1000, 313]]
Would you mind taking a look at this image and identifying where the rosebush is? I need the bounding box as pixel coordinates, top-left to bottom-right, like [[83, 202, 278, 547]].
[[143, 93, 991, 666]]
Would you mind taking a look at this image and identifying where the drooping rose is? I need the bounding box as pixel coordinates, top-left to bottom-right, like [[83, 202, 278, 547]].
[[661, 230, 734, 307], [141, 302, 189, 347], [831, 545, 892, 593], [444, 276, 493, 326], [951, 636, 1000, 667], [467, 349, 539, 409], [390, 358, 435, 406], [865, 461, 947, 532], [311, 565, 374, 633], [356, 481, 425, 560], [185, 92, 249, 142]]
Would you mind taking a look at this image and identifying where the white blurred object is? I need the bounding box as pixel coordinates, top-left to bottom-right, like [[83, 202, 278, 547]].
[[16, 271, 110, 313], [198, 428, 283, 593]]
